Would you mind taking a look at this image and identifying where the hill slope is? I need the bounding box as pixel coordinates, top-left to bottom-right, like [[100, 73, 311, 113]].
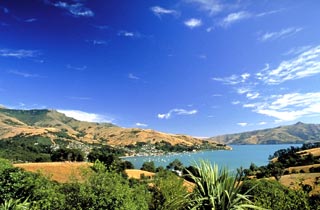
[[0, 107, 224, 150], [208, 122, 320, 144]]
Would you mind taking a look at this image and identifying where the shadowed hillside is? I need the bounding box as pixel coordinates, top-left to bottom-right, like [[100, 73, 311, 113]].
[[208, 122, 320, 144]]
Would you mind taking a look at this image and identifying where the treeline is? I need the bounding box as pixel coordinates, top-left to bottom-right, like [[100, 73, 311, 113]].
[[243, 143, 320, 180], [0, 135, 127, 163]]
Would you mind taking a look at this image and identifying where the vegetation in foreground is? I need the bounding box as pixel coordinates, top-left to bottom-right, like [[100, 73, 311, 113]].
[[1, 143, 320, 209]]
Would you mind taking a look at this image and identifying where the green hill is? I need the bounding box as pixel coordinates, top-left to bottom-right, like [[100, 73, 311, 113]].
[[208, 122, 320, 144], [0, 107, 226, 156]]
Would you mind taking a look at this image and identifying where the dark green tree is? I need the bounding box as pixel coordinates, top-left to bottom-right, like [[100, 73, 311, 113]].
[[141, 161, 156, 172]]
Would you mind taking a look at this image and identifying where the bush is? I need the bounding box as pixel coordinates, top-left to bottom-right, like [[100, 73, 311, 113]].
[[240, 179, 310, 210]]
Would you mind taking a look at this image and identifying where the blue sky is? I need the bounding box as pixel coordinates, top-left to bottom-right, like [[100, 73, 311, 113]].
[[1, 0, 320, 137]]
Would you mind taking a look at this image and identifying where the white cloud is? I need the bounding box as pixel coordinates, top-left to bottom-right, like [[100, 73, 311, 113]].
[[221, 11, 251, 27], [184, 18, 202, 29], [246, 92, 260, 100], [241, 73, 250, 80], [212, 94, 222, 97], [259, 27, 302, 42], [158, 109, 198, 119], [118, 30, 141, 38], [53, 1, 94, 17], [212, 72, 250, 85], [24, 18, 37, 23], [257, 45, 320, 84], [232, 101, 240, 105], [67, 64, 87, 71], [58, 110, 113, 123], [246, 92, 320, 122], [237, 122, 248, 127], [185, 0, 223, 15], [243, 103, 255, 108], [259, 121, 267, 125], [150, 6, 178, 17], [8, 70, 40, 78], [236, 87, 251, 95], [256, 9, 283, 17], [128, 73, 140, 80], [86, 39, 108, 46], [0, 49, 39, 58], [283, 45, 312, 56], [136, 122, 148, 127], [68, 96, 91, 100]]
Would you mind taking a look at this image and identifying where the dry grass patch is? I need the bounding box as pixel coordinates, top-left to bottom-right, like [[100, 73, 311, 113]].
[[125, 169, 195, 192], [14, 162, 92, 183], [280, 173, 320, 195]]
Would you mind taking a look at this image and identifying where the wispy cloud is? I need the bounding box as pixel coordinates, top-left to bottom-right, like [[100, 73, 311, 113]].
[[257, 45, 320, 84], [53, 1, 94, 17], [86, 39, 109, 46], [58, 109, 113, 123], [93, 25, 109, 30], [158, 108, 198, 119], [24, 18, 37, 23], [259, 27, 302, 42], [67, 64, 87, 71], [220, 11, 251, 27], [128, 73, 140, 80], [185, 0, 223, 15], [136, 122, 148, 127], [244, 92, 320, 122], [118, 30, 141, 38], [184, 18, 202, 29], [8, 70, 40, 78], [246, 92, 260, 100], [259, 121, 267, 125], [256, 9, 283, 17], [237, 122, 248, 127], [150, 6, 178, 17], [283, 45, 312, 56], [212, 73, 250, 85], [232, 101, 240, 105], [68, 96, 91, 100], [1, 6, 9, 14], [0, 49, 39, 59]]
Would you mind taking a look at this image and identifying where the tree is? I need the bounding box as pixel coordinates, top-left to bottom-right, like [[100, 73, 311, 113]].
[[167, 159, 184, 171], [186, 160, 262, 210], [240, 179, 310, 210], [73, 161, 150, 210], [149, 170, 189, 210], [141, 161, 156, 172], [51, 148, 84, 162]]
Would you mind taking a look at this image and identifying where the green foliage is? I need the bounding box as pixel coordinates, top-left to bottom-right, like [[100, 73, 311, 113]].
[[149, 170, 189, 210], [141, 161, 156, 172], [186, 160, 261, 210], [0, 166, 65, 209], [68, 161, 150, 210], [0, 135, 52, 162], [167, 159, 184, 171], [51, 148, 84, 162], [0, 198, 30, 210], [241, 179, 310, 210], [0, 109, 49, 125]]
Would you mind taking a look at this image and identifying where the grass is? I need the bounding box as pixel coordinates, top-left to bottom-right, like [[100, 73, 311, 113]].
[[14, 162, 92, 183]]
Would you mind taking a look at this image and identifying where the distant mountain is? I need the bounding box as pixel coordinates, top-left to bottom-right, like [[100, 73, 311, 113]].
[[0, 108, 225, 149], [207, 122, 320, 144]]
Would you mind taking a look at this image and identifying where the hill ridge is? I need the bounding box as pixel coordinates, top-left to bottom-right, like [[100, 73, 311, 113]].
[[207, 122, 320, 144]]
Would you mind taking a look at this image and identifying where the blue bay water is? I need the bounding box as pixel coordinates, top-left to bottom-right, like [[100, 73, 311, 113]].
[[123, 144, 301, 171]]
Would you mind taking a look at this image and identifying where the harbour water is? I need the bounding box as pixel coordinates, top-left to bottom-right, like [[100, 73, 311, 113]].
[[123, 144, 301, 171]]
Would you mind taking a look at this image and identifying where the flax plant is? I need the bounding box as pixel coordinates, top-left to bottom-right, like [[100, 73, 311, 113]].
[[186, 160, 264, 210]]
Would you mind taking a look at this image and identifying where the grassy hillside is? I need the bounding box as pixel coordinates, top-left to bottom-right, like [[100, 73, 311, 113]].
[[208, 122, 320, 144], [0, 108, 227, 161]]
